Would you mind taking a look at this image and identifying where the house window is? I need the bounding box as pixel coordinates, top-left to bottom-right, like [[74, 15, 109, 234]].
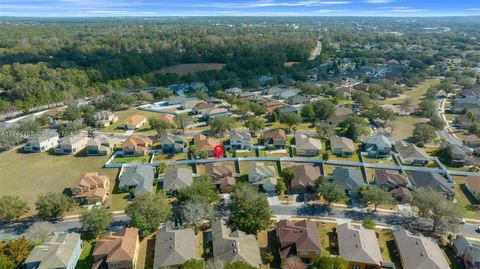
[[351, 265, 361, 269]]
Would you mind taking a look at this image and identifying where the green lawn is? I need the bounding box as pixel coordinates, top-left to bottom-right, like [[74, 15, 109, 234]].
[[452, 176, 480, 219], [316, 223, 338, 256], [391, 115, 429, 139], [153, 152, 188, 162], [378, 78, 441, 107], [377, 229, 403, 269], [75, 239, 94, 269], [101, 108, 168, 133], [112, 154, 151, 164], [329, 150, 361, 163], [0, 149, 119, 211]]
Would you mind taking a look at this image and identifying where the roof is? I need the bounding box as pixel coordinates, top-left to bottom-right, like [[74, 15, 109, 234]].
[[248, 163, 277, 186], [118, 165, 155, 196], [230, 128, 251, 141], [124, 114, 146, 126], [123, 135, 152, 151], [160, 131, 184, 145], [409, 171, 455, 197], [58, 135, 88, 146], [194, 134, 220, 152], [206, 163, 235, 189], [374, 169, 410, 189], [466, 176, 480, 193], [158, 113, 175, 124], [295, 132, 322, 151], [72, 172, 109, 190], [25, 232, 81, 269], [330, 135, 355, 152], [94, 111, 116, 121], [276, 220, 321, 258], [290, 164, 321, 189], [27, 130, 59, 144], [364, 135, 391, 149], [337, 223, 382, 266], [394, 229, 450, 269], [391, 187, 413, 202], [92, 228, 139, 264], [394, 141, 430, 161], [163, 168, 193, 192], [333, 167, 364, 192], [153, 227, 197, 268], [211, 219, 262, 268], [263, 129, 286, 140], [87, 135, 115, 148], [453, 236, 480, 264]]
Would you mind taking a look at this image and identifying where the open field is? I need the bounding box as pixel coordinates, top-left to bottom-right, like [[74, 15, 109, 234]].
[[391, 115, 429, 139], [0, 149, 119, 210], [151, 63, 225, 75], [101, 108, 167, 133], [379, 78, 441, 106], [452, 176, 480, 219]]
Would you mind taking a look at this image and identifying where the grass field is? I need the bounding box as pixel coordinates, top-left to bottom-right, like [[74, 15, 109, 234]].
[[0, 149, 119, 210], [151, 63, 225, 75], [391, 115, 429, 139], [75, 239, 94, 269], [379, 78, 441, 107], [101, 108, 166, 133], [452, 176, 480, 219]]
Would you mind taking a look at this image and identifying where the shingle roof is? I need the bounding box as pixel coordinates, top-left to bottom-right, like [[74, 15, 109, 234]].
[[394, 229, 450, 269], [364, 135, 391, 149], [194, 134, 220, 152], [295, 132, 322, 151], [58, 135, 88, 146], [206, 163, 235, 189], [26, 130, 59, 144], [163, 168, 193, 192], [118, 165, 155, 196], [263, 129, 286, 140], [92, 228, 139, 264], [374, 169, 410, 189], [25, 232, 81, 269], [394, 141, 430, 161], [409, 171, 455, 197], [330, 135, 355, 152], [466, 176, 480, 193], [248, 163, 277, 186], [337, 223, 382, 266], [290, 164, 321, 189], [333, 167, 364, 193], [124, 114, 146, 126], [153, 227, 197, 268], [453, 236, 480, 265], [276, 220, 321, 258]]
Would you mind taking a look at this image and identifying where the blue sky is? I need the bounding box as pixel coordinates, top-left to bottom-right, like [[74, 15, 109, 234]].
[[1, 0, 480, 17]]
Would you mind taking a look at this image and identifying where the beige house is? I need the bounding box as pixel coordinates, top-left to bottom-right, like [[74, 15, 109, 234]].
[[86, 135, 117, 156], [337, 223, 383, 269], [94, 111, 118, 128], [295, 132, 322, 156], [54, 135, 89, 155], [23, 131, 59, 153], [194, 133, 220, 156], [92, 228, 140, 269], [122, 135, 152, 156], [118, 114, 147, 130], [71, 172, 110, 205], [153, 227, 199, 268]]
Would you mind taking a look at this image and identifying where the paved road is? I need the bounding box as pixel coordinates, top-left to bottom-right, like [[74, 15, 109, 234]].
[[435, 98, 470, 148]]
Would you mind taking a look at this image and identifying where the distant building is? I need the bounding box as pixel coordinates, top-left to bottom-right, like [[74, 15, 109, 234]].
[[363, 135, 392, 158], [159, 131, 184, 153], [93, 111, 118, 128], [394, 141, 430, 166], [86, 135, 116, 156], [263, 129, 287, 149], [54, 135, 89, 155], [230, 128, 253, 150], [122, 135, 152, 156], [118, 114, 147, 130]]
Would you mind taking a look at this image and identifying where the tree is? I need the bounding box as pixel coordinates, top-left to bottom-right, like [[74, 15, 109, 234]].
[[435, 146, 453, 164], [419, 100, 436, 118], [152, 88, 173, 100], [228, 184, 271, 235], [79, 207, 114, 235], [280, 168, 295, 187], [412, 188, 461, 233], [35, 114, 51, 127], [196, 91, 208, 100], [277, 180, 286, 196], [316, 122, 334, 139], [182, 259, 203, 269], [237, 102, 251, 118], [339, 116, 371, 141], [61, 107, 82, 121], [312, 256, 348, 269], [209, 116, 235, 135], [174, 113, 193, 133], [224, 261, 258, 269], [0, 195, 29, 222], [149, 117, 173, 134], [25, 221, 54, 243], [281, 256, 306, 269], [362, 218, 376, 230], [16, 120, 42, 136], [0, 237, 32, 268], [315, 179, 345, 206], [312, 99, 336, 120], [179, 175, 219, 203], [413, 123, 437, 144], [280, 112, 301, 132], [359, 186, 394, 211], [182, 196, 215, 230], [245, 117, 266, 135], [35, 193, 74, 219], [249, 102, 267, 115], [301, 103, 316, 124], [199, 151, 209, 159], [126, 193, 172, 237]]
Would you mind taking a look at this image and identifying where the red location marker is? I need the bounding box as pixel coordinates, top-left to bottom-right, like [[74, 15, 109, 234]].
[[213, 145, 223, 158]]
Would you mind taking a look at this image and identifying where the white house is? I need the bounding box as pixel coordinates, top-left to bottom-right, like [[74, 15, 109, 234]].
[[230, 128, 252, 150], [248, 163, 277, 192], [23, 131, 59, 153]]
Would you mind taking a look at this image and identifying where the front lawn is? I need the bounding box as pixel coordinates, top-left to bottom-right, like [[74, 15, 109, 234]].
[[257, 227, 281, 269], [452, 176, 480, 219], [75, 238, 94, 269], [376, 229, 403, 269], [112, 154, 151, 164]]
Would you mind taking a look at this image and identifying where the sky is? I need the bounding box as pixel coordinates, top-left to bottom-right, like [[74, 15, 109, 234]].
[[1, 0, 480, 17]]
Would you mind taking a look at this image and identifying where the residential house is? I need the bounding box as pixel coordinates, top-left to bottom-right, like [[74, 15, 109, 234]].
[[465, 176, 480, 202], [452, 236, 480, 269], [276, 220, 321, 262], [158, 113, 175, 125], [203, 107, 230, 119], [54, 135, 89, 155], [295, 132, 322, 156], [289, 95, 310, 105], [373, 169, 410, 190], [118, 114, 147, 130], [118, 165, 155, 196], [230, 128, 252, 150], [337, 223, 383, 269], [330, 135, 355, 157], [290, 164, 321, 193], [394, 141, 430, 166], [363, 135, 391, 158], [211, 219, 262, 268], [206, 163, 235, 193], [278, 106, 300, 115], [193, 102, 215, 115], [86, 135, 116, 156], [71, 172, 110, 205], [337, 87, 354, 99], [248, 163, 277, 192], [93, 111, 118, 128], [394, 229, 450, 269], [442, 141, 471, 166], [390, 187, 413, 203], [194, 134, 220, 157], [162, 168, 193, 193], [25, 233, 82, 269], [122, 135, 152, 156], [409, 171, 455, 198], [333, 167, 365, 198], [92, 228, 140, 269], [265, 100, 284, 113], [160, 131, 184, 153], [263, 129, 287, 149], [225, 87, 242, 95], [23, 130, 59, 153], [153, 227, 198, 269]]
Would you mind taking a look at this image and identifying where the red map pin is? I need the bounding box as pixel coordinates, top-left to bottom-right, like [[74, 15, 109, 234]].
[[213, 145, 223, 158]]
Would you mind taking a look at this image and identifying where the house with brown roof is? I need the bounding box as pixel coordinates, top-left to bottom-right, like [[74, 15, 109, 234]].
[[263, 129, 287, 149], [71, 172, 110, 205], [330, 135, 355, 157], [276, 220, 321, 262], [205, 163, 236, 193], [394, 229, 449, 269], [337, 223, 383, 269], [122, 135, 152, 156], [290, 164, 321, 193], [194, 134, 220, 156], [391, 187, 413, 203], [92, 227, 140, 269], [452, 236, 480, 269], [265, 100, 284, 113], [374, 169, 410, 190], [157, 113, 175, 125], [118, 114, 147, 130], [465, 176, 480, 202]]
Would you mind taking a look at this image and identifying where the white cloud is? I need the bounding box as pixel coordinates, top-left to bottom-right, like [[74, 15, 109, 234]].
[[363, 0, 393, 3], [190, 0, 351, 8], [465, 8, 480, 11], [391, 9, 425, 12]]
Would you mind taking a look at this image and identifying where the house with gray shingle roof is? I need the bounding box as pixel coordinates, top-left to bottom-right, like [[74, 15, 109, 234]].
[[295, 132, 322, 156], [160, 131, 185, 153], [211, 219, 262, 268], [118, 165, 155, 196], [230, 128, 252, 150], [409, 171, 455, 198], [363, 135, 392, 158], [337, 223, 382, 269], [248, 163, 277, 192], [330, 135, 355, 157], [394, 229, 450, 269], [452, 236, 480, 269], [153, 227, 199, 268], [162, 168, 193, 193], [394, 141, 430, 166], [25, 232, 82, 269], [333, 167, 365, 198]]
